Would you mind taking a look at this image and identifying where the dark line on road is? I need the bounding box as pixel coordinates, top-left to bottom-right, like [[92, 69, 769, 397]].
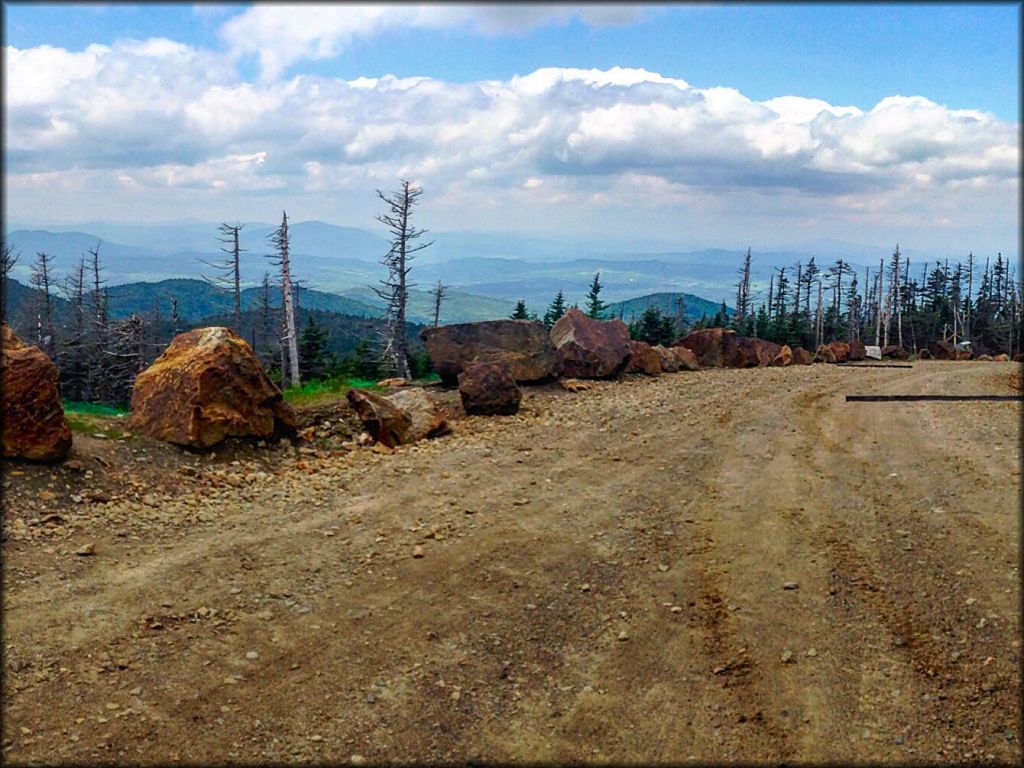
[[840, 363, 914, 369], [845, 395, 1023, 402]]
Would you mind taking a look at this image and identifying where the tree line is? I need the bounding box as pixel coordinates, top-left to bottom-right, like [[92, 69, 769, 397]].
[[729, 247, 1022, 355]]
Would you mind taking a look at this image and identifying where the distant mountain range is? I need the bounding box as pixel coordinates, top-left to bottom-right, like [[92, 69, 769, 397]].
[[5, 219, 953, 314]]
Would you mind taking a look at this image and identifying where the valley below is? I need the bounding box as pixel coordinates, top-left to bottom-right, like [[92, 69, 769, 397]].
[[2, 361, 1020, 764]]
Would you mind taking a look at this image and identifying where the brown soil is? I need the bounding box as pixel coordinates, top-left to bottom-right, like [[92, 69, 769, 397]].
[[2, 362, 1021, 764]]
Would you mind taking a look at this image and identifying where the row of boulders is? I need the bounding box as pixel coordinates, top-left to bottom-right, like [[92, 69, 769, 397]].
[[4, 310, 1021, 460]]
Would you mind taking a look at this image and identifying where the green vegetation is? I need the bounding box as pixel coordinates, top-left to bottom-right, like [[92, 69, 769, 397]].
[[282, 375, 382, 404], [63, 400, 128, 416], [63, 402, 132, 439]]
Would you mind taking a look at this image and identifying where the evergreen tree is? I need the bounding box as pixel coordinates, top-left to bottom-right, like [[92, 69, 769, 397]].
[[629, 305, 674, 346], [298, 314, 333, 381], [510, 299, 530, 320], [585, 272, 607, 319], [543, 289, 567, 328]]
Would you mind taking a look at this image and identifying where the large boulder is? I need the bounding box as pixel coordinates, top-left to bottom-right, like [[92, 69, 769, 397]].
[[771, 345, 793, 367], [652, 345, 679, 373], [792, 347, 814, 365], [550, 309, 632, 379], [626, 340, 662, 376], [881, 345, 909, 360], [993, 353, 1010, 362], [674, 328, 735, 368], [127, 327, 296, 449], [457, 362, 521, 416], [736, 337, 782, 367], [347, 387, 450, 447], [420, 320, 557, 386], [827, 341, 851, 363], [1, 324, 72, 462], [673, 345, 700, 371], [848, 339, 867, 361], [814, 344, 837, 364], [929, 340, 970, 360], [917, 348, 933, 360], [975, 354, 994, 362]]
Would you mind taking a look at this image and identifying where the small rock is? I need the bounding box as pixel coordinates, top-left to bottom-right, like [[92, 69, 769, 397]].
[[412, 545, 425, 559], [616, 630, 630, 642], [657, 564, 669, 572], [670, 606, 682, 613], [245, 651, 259, 660], [781, 649, 795, 663], [783, 581, 799, 590], [805, 647, 818, 657], [350, 755, 367, 765], [75, 543, 96, 556]]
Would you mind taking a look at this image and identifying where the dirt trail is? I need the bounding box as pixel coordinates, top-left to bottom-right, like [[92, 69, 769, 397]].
[[2, 361, 1020, 764]]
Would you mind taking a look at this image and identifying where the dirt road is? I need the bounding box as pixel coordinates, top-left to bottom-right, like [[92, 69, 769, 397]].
[[2, 361, 1020, 764]]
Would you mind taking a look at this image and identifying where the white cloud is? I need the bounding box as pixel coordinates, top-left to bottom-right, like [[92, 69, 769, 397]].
[[2, 39, 1018, 250], [219, 4, 648, 80]]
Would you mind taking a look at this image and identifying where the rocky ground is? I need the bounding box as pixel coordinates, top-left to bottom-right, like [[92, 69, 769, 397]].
[[2, 361, 1020, 764]]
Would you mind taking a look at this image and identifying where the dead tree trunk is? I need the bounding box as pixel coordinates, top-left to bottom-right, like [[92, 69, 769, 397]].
[[374, 180, 433, 378], [268, 212, 300, 388], [429, 280, 449, 327]]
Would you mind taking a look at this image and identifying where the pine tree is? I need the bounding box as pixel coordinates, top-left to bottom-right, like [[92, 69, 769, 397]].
[[543, 290, 567, 328], [298, 314, 333, 381], [585, 272, 607, 319], [510, 299, 530, 320]]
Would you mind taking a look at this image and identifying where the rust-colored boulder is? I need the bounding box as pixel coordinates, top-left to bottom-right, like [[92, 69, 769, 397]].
[[1014, 353, 1024, 363], [347, 387, 449, 447], [1, 323, 72, 462], [771, 345, 793, 367], [626, 340, 662, 376], [827, 341, 851, 363], [814, 344, 836, 364], [881, 345, 909, 360], [792, 347, 814, 365], [127, 327, 295, 449], [848, 339, 867, 361], [917, 348, 933, 360], [673, 345, 700, 371], [736, 336, 782, 367], [929, 340, 970, 360], [993, 353, 1010, 362], [550, 309, 632, 379], [674, 328, 735, 368], [457, 362, 521, 416], [652, 345, 679, 373], [975, 354, 994, 361], [376, 377, 409, 388], [420, 320, 557, 386]]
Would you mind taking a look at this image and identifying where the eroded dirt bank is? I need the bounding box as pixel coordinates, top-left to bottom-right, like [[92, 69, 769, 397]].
[[2, 361, 1020, 764]]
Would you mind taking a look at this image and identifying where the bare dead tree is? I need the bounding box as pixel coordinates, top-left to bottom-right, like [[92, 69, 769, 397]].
[[428, 279, 449, 327], [1, 242, 20, 322], [267, 211, 300, 388], [171, 297, 180, 336], [200, 222, 246, 332], [374, 180, 433, 378], [734, 248, 752, 324], [29, 251, 56, 353]]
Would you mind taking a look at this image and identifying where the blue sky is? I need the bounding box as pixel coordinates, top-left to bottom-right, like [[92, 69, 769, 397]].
[[5, 3, 1019, 119], [3, 3, 1020, 255]]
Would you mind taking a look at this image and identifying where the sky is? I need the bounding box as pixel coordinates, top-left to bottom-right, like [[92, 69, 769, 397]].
[[3, 2, 1020, 255]]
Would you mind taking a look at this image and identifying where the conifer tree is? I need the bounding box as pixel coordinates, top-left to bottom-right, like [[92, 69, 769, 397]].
[[585, 272, 607, 319]]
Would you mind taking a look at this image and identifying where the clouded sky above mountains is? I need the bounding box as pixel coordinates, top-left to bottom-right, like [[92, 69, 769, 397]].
[[3, 3, 1020, 256]]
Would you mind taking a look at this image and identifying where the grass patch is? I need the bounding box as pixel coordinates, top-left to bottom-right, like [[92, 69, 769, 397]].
[[62, 400, 131, 438], [283, 376, 383, 405], [63, 400, 128, 416]]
